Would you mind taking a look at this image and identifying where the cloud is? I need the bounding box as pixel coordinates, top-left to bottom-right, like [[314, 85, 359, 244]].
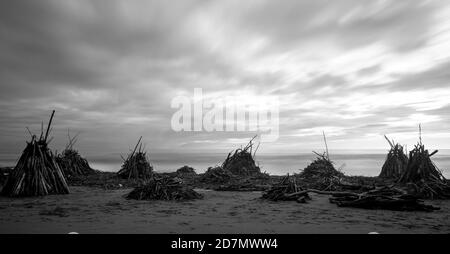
[[0, 0, 450, 157]]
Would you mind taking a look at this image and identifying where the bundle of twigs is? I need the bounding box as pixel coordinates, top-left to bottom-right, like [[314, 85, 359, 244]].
[[126, 176, 203, 201], [117, 137, 153, 180], [379, 135, 408, 179], [1, 111, 70, 197], [221, 135, 261, 176], [56, 130, 95, 177], [261, 175, 310, 203]]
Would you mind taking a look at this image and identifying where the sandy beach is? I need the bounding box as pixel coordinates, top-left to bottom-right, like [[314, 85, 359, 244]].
[[0, 186, 449, 234]]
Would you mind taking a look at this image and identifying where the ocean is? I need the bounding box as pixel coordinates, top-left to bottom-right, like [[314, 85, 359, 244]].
[[2, 151, 450, 178]]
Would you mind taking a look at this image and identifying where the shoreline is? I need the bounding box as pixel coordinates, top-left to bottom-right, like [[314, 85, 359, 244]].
[[0, 186, 448, 234]]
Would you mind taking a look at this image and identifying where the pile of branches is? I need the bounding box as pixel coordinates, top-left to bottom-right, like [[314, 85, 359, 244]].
[[398, 141, 450, 199], [379, 135, 408, 179], [117, 137, 153, 180], [176, 166, 197, 176], [221, 136, 262, 176], [261, 175, 311, 203], [329, 186, 439, 212], [199, 166, 235, 184], [1, 111, 70, 197], [298, 153, 344, 191], [126, 176, 203, 201], [56, 131, 95, 177]]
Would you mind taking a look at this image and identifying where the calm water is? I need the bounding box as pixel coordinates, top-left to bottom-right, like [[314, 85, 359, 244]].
[[2, 152, 450, 178]]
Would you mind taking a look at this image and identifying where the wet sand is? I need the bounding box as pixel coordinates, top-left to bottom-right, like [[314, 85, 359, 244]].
[[0, 186, 449, 234]]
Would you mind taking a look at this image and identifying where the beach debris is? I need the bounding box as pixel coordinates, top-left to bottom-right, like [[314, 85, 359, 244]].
[[298, 132, 344, 191], [379, 135, 408, 179], [126, 176, 203, 201], [329, 186, 440, 212], [176, 165, 197, 177], [200, 136, 267, 188], [221, 135, 262, 176], [299, 153, 344, 191], [281, 186, 440, 211], [1, 110, 70, 197], [117, 136, 153, 180], [56, 130, 96, 178], [262, 175, 311, 203], [200, 166, 235, 184], [397, 128, 450, 199]]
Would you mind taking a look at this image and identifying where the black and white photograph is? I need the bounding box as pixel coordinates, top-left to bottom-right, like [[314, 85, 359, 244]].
[[0, 0, 450, 239]]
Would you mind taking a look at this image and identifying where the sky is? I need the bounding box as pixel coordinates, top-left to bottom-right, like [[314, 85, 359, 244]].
[[1, 0, 450, 157]]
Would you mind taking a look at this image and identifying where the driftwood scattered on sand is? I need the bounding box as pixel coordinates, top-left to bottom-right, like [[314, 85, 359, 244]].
[[262, 175, 311, 203], [117, 137, 153, 180], [126, 176, 203, 201], [1, 111, 70, 197]]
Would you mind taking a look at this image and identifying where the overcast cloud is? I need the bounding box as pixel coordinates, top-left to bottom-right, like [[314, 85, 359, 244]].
[[1, 0, 450, 156]]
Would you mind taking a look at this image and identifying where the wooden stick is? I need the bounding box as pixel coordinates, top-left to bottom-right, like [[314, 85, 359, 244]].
[[44, 110, 55, 142]]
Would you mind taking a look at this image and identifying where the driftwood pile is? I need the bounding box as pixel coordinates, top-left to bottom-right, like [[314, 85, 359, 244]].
[[264, 186, 439, 212], [398, 142, 450, 199], [262, 175, 311, 203], [117, 137, 153, 180], [56, 131, 95, 177], [221, 136, 262, 176], [1, 111, 70, 197], [379, 136, 408, 179], [176, 166, 197, 177], [200, 166, 234, 184], [298, 153, 344, 191], [126, 176, 203, 201], [200, 136, 266, 187]]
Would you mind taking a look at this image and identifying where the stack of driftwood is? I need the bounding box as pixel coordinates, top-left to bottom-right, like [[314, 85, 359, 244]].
[[1, 111, 70, 197], [398, 141, 450, 199], [176, 166, 197, 177], [299, 153, 344, 191], [117, 137, 153, 180], [262, 175, 311, 203], [298, 133, 344, 191], [200, 166, 234, 184], [379, 135, 408, 179], [126, 176, 203, 201], [56, 131, 95, 177], [201, 136, 265, 186], [221, 135, 262, 176]]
